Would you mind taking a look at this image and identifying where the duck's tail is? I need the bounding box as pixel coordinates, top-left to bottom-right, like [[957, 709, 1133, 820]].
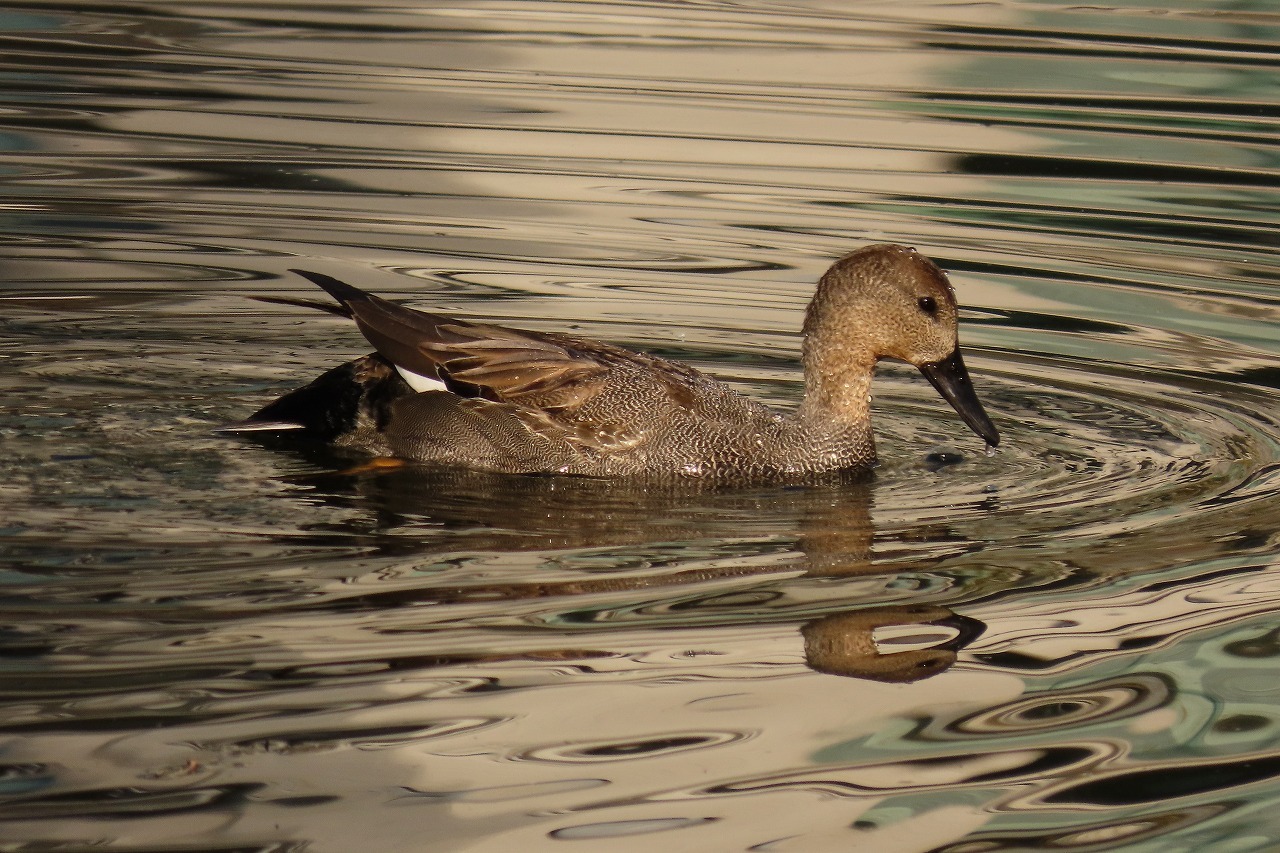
[[244, 268, 375, 317], [290, 268, 372, 312]]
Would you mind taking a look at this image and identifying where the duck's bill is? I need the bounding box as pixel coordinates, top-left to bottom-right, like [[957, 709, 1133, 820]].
[[918, 349, 1000, 447]]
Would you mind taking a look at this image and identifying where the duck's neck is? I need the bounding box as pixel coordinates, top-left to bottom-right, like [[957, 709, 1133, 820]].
[[796, 280, 880, 451], [798, 344, 878, 433]]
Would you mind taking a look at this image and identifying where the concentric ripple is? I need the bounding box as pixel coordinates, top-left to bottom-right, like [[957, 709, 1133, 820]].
[[874, 351, 1276, 529]]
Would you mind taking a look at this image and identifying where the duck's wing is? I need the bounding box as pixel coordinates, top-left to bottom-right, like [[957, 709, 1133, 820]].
[[291, 269, 613, 412]]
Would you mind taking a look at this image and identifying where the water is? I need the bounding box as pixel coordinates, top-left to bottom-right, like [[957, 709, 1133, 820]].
[[3, 1, 1280, 850]]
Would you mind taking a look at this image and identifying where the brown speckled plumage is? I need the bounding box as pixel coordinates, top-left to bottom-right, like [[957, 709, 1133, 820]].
[[232, 244, 999, 480]]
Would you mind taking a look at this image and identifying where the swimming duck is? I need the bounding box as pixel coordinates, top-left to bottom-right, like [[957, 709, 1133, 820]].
[[228, 244, 999, 479]]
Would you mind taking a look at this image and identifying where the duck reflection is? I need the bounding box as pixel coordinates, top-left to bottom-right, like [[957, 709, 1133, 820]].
[[243, 440, 985, 682]]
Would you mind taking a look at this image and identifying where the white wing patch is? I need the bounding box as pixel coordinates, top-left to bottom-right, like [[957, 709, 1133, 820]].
[[395, 364, 448, 393], [216, 421, 307, 433]]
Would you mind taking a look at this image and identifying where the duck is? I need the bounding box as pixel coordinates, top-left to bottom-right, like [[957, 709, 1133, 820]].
[[226, 244, 999, 480]]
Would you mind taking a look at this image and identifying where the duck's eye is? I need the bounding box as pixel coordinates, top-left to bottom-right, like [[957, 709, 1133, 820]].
[[917, 296, 938, 315]]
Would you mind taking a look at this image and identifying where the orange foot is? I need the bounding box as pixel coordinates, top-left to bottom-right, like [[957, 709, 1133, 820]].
[[334, 457, 408, 475]]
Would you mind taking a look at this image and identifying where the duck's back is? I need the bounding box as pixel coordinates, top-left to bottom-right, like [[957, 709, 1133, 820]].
[[543, 351, 874, 478], [263, 348, 871, 480]]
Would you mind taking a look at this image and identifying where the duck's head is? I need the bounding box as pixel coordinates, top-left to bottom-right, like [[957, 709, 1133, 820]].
[[802, 244, 999, 447]]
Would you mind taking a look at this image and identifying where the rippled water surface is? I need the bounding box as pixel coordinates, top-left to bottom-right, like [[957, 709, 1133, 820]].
[[4, 1, 1280, 850]]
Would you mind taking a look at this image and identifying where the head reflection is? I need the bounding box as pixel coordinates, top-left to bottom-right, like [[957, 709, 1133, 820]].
[[802, 606, 985, 683]]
